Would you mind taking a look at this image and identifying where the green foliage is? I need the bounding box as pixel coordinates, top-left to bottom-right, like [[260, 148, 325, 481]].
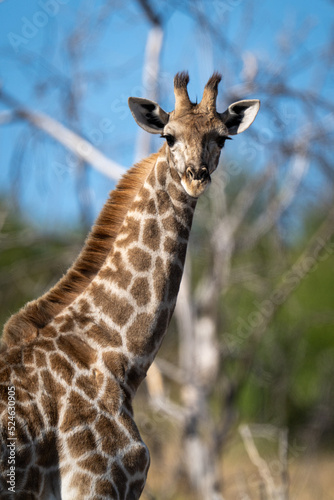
[[0, 199, 82, 333], [220, 210, 334, 440]]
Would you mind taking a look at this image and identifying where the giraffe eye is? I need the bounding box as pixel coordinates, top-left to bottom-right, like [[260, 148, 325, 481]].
[[161, 134, 175, 147]]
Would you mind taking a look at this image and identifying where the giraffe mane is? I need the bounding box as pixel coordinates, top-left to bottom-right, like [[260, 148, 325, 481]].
[[1, 151, 160, 350]]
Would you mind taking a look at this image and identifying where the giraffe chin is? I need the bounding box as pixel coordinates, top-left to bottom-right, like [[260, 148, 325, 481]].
[[181, 175, 211, 198]]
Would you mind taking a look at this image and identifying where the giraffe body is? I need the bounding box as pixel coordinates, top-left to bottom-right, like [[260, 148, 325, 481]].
[[0, 72, 259, 499]]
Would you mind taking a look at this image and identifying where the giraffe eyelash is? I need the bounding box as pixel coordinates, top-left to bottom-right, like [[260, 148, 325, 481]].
[[160, 134, 175, 147], [217, 136, 232, 148]]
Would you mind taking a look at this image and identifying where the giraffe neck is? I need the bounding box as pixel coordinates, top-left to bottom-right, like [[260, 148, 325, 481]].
[[2, 153, 158, 348], [49, 149, 196, 398]]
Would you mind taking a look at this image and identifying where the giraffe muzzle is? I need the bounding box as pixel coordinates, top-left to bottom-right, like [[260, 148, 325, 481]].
[[182, 164, 211, 198]]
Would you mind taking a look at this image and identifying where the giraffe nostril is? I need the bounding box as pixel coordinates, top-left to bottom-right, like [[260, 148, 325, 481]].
[[186, 165, 210, 182], [186, 167, 195, 180], [200, 166, 209, 179]]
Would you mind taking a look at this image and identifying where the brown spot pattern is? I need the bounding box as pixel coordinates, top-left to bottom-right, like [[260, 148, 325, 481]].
[[6, 347, 22, 366], [131, 187, 150, 212], [78, 297, 91, 314], [76, 373, 100, 400], [41, 393, 58, 427], [13, 387, 31, 404], [1, 151, 157, 351], [95, 415, 130, 456], [162, 215, 190, 240], [60, 391, 96, 432], [156, 189, 170, 214], [161, 214, 178, 234], [153, 257, 167, 301], [19, 370, 39, 395], [111, 463, 127, 498], [127, 247, 152, 272], [34, 338, 56, 351], [163, 238, 187, 261], [92, 284, 133, 326], [118, 410, 142, 442], [67, 428, 96, 458], [156, 161, 167, 186], [115, 216, 140, 248], [59, 314, 75, 333], [95, 480, 117, 497], [163, 235, 177, 254], [100, 377, 122, 413], [41, 369, 65, 398], [34, 349, 46, 368], [169, 182, 188, 204], [22, 347, 34, 365], [41, 325, 58, 338], [122, 446, 149, 475], [175, 205, 193, 228], [130, 277, 151, 306], [49, 352, 74, 384], [99, 251, 133, 290], [142, 218, 161, 251], [147, 169, 157, 188], [12, 420, 31, 447], [86, 323, 122, 348], [126, 313, 154, 356], [57, 334, 96, 369], [146, 198, 156, 215], [103, 351, 128, 380], [78, 453, 108, 474], [69, 472, 92, 492], [18, 401, 44, 439]]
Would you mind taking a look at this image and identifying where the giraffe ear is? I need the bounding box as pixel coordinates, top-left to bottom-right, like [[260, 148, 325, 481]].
[[219, 99, 260, 135], [128, 97, 170, 134]]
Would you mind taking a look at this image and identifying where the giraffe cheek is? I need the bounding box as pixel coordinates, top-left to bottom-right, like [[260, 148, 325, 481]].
[[170, 148, 186, 176]]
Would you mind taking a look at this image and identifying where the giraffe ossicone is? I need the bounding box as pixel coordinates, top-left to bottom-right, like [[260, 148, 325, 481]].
[[0, 72, 259, 499]]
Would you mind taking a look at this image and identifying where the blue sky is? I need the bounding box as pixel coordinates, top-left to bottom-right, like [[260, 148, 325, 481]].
[[0, 0, 333, 231]]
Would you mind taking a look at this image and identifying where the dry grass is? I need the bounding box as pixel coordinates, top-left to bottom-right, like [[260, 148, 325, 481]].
[[222, 445, 334, 500], [141, 421, 334, 500]]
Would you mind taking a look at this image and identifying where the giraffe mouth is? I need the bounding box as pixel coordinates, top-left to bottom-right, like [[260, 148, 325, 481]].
[[181, 165, 211, 198]]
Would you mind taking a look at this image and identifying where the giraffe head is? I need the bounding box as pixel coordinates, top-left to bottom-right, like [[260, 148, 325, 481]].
[[128, 71, 260, 198]]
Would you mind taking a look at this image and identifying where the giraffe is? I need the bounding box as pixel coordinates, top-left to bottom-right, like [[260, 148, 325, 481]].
[[0, 72, 260, 499]]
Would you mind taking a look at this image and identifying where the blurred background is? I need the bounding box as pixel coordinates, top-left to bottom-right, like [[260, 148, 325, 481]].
[[1, 1, 334, 498]]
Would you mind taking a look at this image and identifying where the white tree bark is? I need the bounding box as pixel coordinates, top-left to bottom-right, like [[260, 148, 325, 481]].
[[134, 24, 164, 163], [16, 108, 126, 181], [0, 89, 126, 180]]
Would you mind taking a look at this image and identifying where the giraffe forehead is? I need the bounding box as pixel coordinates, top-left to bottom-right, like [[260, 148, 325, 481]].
[[166, 112, 227, 140]]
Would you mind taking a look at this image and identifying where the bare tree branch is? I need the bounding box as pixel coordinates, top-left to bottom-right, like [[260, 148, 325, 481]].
[[137, 0, 162, 26], [0, 90, 126, 181], [134, 0, 164, 162], [239, 424, 283, 500], [239, 151, 310, 250]]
